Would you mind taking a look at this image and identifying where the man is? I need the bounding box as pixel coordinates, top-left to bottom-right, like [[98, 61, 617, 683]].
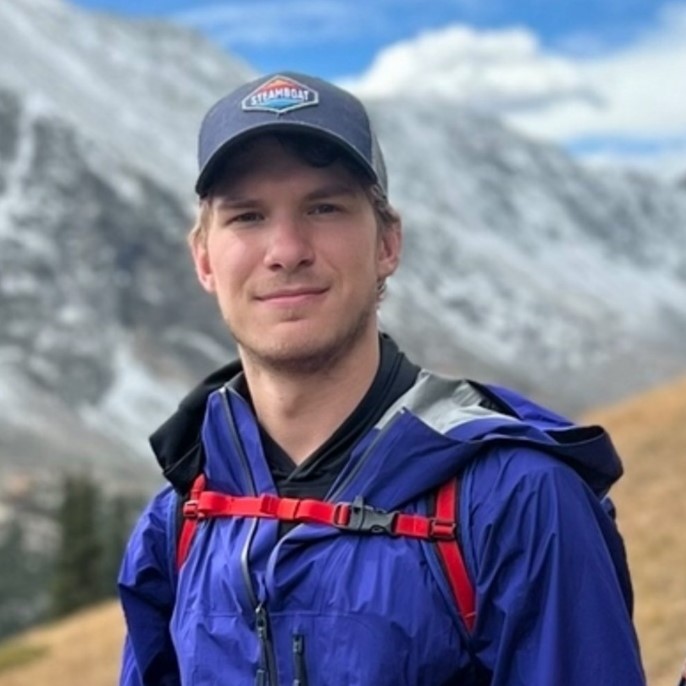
[[118, 72, 645, 685]]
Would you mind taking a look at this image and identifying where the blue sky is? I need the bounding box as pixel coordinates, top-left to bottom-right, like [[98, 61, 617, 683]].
[[68, 0, 686, 175], [69, 0, 672, 78]]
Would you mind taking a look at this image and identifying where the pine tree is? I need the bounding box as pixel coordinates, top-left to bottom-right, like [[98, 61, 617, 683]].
[[51, 473, 104, 617], [0, 519, 51, 638]]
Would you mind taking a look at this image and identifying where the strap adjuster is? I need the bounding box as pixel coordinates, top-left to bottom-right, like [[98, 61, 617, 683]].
[[256, 493, 280, 517], [182, 499, 203, 520], [429, 518, 456, 540]]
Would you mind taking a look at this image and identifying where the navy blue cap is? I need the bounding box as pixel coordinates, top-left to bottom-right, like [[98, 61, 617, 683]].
[[195, 72, 388, 196]]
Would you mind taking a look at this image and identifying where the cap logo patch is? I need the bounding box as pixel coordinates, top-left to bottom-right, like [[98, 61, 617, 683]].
[[241, 75, 319, 114]]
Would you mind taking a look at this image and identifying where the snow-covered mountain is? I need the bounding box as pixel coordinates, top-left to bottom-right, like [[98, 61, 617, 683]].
[[1, 0, 685, 502], [374, 98, 686, 408], [0, 0, 254, 196]]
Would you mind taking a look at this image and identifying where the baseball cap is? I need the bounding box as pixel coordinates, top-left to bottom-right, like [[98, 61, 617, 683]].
[[195, 72, 388, 197]]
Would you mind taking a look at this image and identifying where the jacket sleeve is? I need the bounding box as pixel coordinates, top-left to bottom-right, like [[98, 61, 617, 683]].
[[464, 448, 646, 686], [118, 486, 181, 686]]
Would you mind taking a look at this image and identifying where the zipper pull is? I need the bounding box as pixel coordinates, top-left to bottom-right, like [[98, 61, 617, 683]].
[[292, 633, 309, 686], [255, 603, 268, 638]]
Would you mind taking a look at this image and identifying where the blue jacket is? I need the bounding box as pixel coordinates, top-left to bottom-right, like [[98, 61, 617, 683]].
[[118, 371, 645, 685]]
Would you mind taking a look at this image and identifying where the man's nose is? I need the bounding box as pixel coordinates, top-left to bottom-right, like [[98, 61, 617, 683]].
[[263, 214, 315, 271]]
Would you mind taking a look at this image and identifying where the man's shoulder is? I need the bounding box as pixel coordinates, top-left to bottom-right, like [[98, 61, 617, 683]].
[[461, 442, 614, 582], [134, 485, 178, 533], [468, 441, 582, 493]]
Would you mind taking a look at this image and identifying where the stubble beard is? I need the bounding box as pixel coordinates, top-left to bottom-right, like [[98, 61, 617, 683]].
[[231, 295, 377, 377]]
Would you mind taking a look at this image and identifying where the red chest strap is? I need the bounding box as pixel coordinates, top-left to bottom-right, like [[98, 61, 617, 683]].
[[176, 474, 476, 631]]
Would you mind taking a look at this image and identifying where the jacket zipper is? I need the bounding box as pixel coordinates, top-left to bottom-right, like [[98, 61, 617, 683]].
[[221, 388, 259, 606], [255, 602, 278, 685], [292, 634, 309, 686], [221, 387, 278, 685]]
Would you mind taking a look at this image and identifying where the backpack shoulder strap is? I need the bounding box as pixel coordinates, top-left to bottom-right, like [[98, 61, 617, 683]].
[[434, 477, 476, 632], [176, 474, 206, 570]]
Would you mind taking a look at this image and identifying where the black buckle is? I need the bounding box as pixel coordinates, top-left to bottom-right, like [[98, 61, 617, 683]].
[[342, 496, 398, 536]]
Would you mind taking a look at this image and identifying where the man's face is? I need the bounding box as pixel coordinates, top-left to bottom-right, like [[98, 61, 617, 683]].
[[191, 135, 401, 373]]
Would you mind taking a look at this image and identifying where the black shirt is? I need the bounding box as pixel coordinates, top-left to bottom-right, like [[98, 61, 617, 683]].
[[259, 334, 420, 507]]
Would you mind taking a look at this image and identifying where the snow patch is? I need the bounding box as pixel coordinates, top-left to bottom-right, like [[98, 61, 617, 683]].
[[79, 342, 188, 457]]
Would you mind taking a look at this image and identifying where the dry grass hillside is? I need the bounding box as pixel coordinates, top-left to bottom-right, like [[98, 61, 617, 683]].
[[0, 375, 684, 686], [585, 374, 686, 686], [0, 601, 124, 686]]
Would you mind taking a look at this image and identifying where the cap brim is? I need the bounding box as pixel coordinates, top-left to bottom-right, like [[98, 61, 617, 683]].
[[195, 121, 378, 196]]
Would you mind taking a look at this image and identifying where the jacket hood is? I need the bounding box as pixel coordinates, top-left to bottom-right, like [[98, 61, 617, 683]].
[[149, 360, 242, 493], [387, 373, 623, 498], [473, 380, 623, 496]]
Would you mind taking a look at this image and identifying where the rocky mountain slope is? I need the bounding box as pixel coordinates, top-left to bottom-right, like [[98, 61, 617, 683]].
[[0, 0, 685, 500]]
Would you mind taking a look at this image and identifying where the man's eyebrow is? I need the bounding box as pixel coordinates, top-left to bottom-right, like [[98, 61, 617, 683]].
[[213, 184, 359, 209], [304, 183, 359, 201], [213, 196, 261, 211]]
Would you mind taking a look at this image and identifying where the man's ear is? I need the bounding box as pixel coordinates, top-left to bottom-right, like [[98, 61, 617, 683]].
[[188, 199, 218, 294], [376, 218, 402, 280], [189, 230, 216, 294]]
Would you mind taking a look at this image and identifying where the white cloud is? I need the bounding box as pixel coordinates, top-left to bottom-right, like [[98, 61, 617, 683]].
[[345, 24, 597, 110], [510, 3, 686, 139], [346, 3, 686, 175]]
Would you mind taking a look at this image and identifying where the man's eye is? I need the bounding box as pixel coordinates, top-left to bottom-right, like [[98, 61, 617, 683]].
[[310, 203, 339, 215], [228, 211, 262, 224]]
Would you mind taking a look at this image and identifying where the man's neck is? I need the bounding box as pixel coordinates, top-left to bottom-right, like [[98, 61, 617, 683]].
[[241, 332, 381, 465]]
